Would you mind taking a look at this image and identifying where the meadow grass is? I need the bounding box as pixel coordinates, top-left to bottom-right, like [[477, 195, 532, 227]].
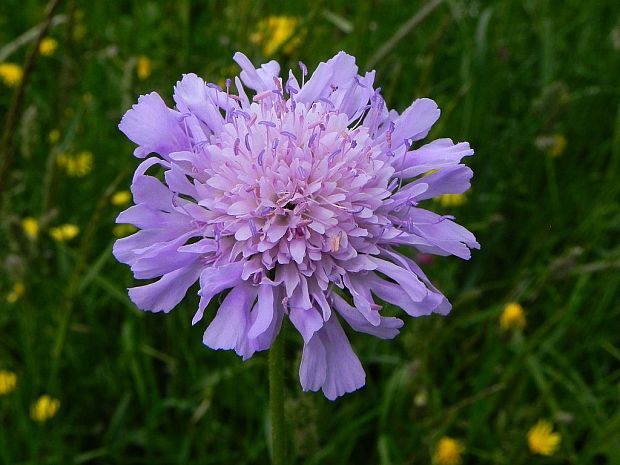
[[1, 0, 619, 463]]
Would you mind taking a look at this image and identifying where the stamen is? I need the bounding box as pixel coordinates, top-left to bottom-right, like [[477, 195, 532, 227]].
[[258, 120, 276, 128], [245, 133, 251, 151], [257, 149, 265, 166], [281, 130, 297, 140]]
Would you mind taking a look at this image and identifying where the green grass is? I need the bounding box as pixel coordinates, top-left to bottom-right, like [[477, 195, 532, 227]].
[[1, 0, 619, 463]]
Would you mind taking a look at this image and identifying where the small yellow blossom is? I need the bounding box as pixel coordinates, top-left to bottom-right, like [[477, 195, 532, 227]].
[[437, 193, 467, 208], [111, 190, 132, 206], [251, 16, 301, 56], [528, 420, 561, 456], [0, 63, 23, 87], [535, 134, 567, 158], [500, 302, 526, 330], [48, 129, 60, 144], [0, 371, 17, 395], [49, 224, 79, 242], [82, 92, 93, 104], [39, 37, 58, 56], [56, 151, 93, 177], [113, 224, 137, 238], [433, 437, 465, 465], [22, 217, 39, 239], [30, 395, 60, 422], [6, 282, 25, 303], [137, 56, 152, 80], [549, 134, 567, 157]]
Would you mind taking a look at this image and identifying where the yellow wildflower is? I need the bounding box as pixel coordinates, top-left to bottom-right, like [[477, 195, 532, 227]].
[[437, 193, 467, 208], [6, 282, 25, 303], [251, 16, 301, 56], [528, 420, 561, 456], [39, 37, 58, 56], [22, 217, 39, 239], [137, 56, 152, 80], [56, 151, 93, 177], [49, 224, 79, 242], [500, 302, 526, 331], [48, 129, 60, 144], [30, 395, 60, 422], [535, 134, 567, 158], [82, 92, 93, 104], [433, 437, 465, 465], [0, 371, 17, 395], [113, 224, 137, 238], [549, 134, 567, 157], [111, 190, 132, 206], [0, 63, 23, 87]]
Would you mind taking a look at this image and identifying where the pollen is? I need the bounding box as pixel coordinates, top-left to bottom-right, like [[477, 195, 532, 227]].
[[30, 395, 60, 422], [500, 302, 526, 330], [39, 37, 58, 56], [0, 371, 17, 395], [528, 419, 561, 456], [0, 63, 23, 87], [433, 436, 465, 465], [49, 224, 80, 242], [22, 217, 39, 239]]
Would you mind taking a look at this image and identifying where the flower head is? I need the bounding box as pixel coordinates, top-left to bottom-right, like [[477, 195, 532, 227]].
[[111, 190, 132, 206], [500, 302, 526, 330], [6, 282, 25, 303], [137, 56, 152, 80], [56, 151, 93, 177], [30, 395, 60, 422], [251, 16, 301, 56], [433, 436, 464, 465], [39, 37, 58, 56], [114, 52, 478, 399], [50, 224, 79, 242], [0, 63, 23, 87], [528, 419, 561, 455], [0, 371, 17, 395], [22, 217, 39, 239]]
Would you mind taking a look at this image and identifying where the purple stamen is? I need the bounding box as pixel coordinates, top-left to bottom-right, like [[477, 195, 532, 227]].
[[258, 120, 277, 128], [308, 133, 317, 148], [259, 206, 273, 216], [257, 149, 265, 166], [318, 97, 334, 108], [245, 133, 251, 151], [328, 149, 341, 162], [281, 130, 297, 140]]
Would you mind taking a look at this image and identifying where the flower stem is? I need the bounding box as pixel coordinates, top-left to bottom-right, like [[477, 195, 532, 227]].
[[269, 330, 286, 465]]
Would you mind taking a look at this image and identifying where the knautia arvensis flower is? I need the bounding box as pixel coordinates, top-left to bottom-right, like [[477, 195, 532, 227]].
[[114, 52, 478, 399]]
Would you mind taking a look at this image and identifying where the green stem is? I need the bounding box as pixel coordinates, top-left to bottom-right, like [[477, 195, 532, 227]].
[[269, 331, 286, 465]]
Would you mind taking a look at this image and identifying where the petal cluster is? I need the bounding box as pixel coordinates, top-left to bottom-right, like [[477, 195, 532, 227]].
[[114, 51, 478, 400]]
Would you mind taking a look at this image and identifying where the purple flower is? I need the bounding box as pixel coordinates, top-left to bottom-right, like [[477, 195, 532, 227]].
[[114, 52, 479, 400]]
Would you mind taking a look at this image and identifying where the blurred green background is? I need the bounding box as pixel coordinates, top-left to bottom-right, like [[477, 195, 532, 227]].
[[1, 0, 619, 464]]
